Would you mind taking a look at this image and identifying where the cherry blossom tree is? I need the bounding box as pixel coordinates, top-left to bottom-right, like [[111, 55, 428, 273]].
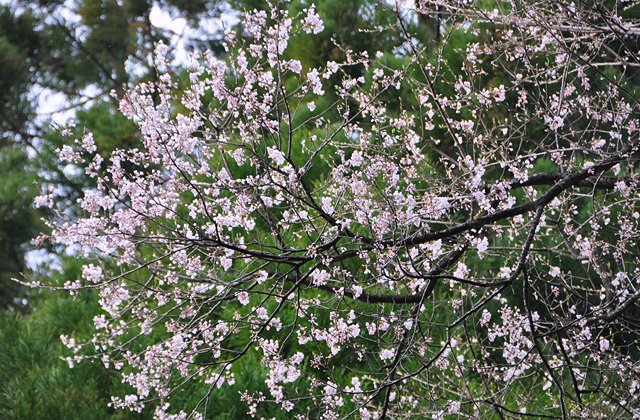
[[35, 0, 640, 418]]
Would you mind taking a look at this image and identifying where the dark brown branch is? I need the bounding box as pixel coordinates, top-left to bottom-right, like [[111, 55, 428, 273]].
[[393, 143, 639, 248], [506, 171, 627, 190]]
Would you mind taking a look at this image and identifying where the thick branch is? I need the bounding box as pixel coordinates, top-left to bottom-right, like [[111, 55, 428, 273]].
[[507, 172, 626, 190], [395, 144, 639, 248]]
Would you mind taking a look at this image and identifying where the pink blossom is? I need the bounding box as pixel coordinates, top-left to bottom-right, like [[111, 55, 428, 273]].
[[82, 264, 103, 284], [549, 266, 561, 278], [380, 349, 395, 361], [237, 291, 250, 305], [303, 5, 324, 34], [480, 309, 491, 327], [307, 68, 324, 95]]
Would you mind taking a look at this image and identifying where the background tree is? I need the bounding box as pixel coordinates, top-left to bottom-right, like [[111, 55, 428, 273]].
[[0, 0, 230, 309], [0, 6, 45, 310]]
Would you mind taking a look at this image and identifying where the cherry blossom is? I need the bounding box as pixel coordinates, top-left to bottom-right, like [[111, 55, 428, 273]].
[[40, 1, 640, 419]]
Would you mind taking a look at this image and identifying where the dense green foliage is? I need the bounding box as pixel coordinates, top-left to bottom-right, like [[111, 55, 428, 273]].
[[0, 260, 148, 419]]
